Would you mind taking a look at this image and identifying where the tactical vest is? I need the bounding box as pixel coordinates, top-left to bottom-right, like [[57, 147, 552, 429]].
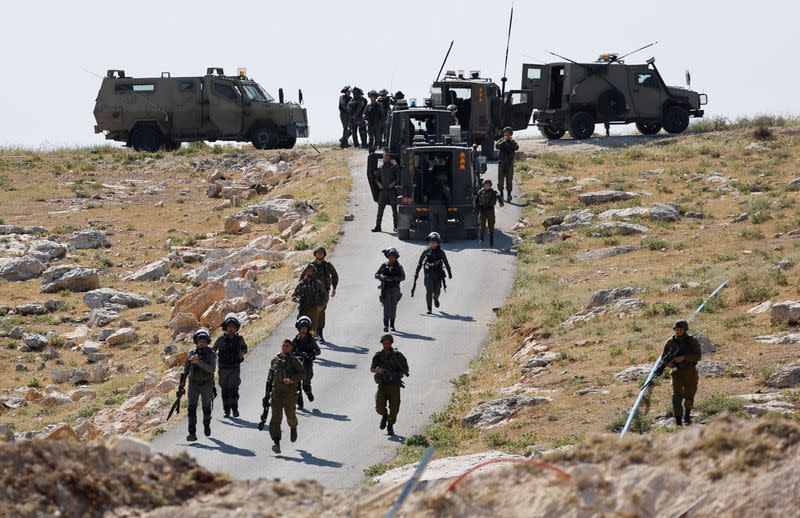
[[476, 189, 496, 209], [270, 354, 300, 388], [215, 335, 244, 368], [188, 348, 215, 384], [423, 250, 444, 274]]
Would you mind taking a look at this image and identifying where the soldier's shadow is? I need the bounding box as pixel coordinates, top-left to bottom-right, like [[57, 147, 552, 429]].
[[316, 357, 357, 369], [186, 437, 256, 457], [222, 417, 261, 430], [303, 407, 351, 421], [322, 341, 370, 355], [277, 449, 344, 468], [391, 330, 435, 341], [435, 311, 475, 322], [388, 434, 406, 444]]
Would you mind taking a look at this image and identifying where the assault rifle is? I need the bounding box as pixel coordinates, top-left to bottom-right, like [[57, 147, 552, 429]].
[[167, 372, 187, 420], [641, 346, 680, 391], [379, 356, 406, 388], [257, 380, 273, 431]]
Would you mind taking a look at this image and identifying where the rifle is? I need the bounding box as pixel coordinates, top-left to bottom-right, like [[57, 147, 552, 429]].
[[380, 356, 406, 388], [411, 272, 419, 297], [642, 346, 680, 391], [257, 380, 273, 431], [167, 372, 187, 420]]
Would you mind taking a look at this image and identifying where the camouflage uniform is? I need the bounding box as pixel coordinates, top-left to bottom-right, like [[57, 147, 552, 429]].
[[373, 160, 400, 230], [292, 275, 329, 332], [301, 260, 339, 335], [475, 187, 504, 246], [348, 95, 368, 148], [375, 261, 406, 329], [371, 348, 409, 426], [495, 138, 519, 196], [267, 351, 305, 443], [183, 346, 217, 438], [414, 247, 452, 312], [212, 334, 247, 416], [662, 334, 702, 421], [364, 100, 386, 153]]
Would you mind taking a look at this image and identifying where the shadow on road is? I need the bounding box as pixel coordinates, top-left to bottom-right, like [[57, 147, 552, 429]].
[[388, 434, 406, 444], [277, 449, 344, 468], [317, 357, 357, 369], [322, 341, 369, 355], [436, 311, 475, 322], [185, 437, 256, 457], [221, 417, 260, 430], [391, 329, 435, 341], [306, 407, 351, 422]]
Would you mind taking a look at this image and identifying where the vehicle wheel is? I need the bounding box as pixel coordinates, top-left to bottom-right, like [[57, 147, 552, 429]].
[[597, 90, 627, 117], [539, 125, 566, 140], [251, 126, 279, 150], [130, 127, 163, 152], [465, 228, 477, 240], [279, 136, 297, 149], [567, 112, 595, 140], [635, 120, 662, 135], [397, 228, 410, 240], [164, 140, 181, 151], [662, 106, 689, 134]]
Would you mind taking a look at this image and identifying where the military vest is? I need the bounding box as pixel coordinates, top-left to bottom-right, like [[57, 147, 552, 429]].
[[270, 354, 302, 388], [188, 348, 216, 384], [476, 189, 498, 209]]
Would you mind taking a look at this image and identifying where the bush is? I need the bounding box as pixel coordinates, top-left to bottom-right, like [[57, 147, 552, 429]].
[[364, 463, 389, 477], [293, 239, 310, 251], [404, 434, 430, 447], [645, 301, 680, 317], [642, 237, 668, 251], [735, 273, 778, 303], [695, 393, 744, 417], [752, 126, 774, 141], [608, 409, 651, 434]]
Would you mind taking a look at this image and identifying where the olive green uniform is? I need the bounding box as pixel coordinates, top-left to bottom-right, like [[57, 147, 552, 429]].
[[371, 348, 409, 425], [662, 334, 702, 418], [475, 187, 503, 245], [292, 276, 329, 332], [302, 260, 339, 334], [267, 352, 305, 442], [495, 138, 519, 195]]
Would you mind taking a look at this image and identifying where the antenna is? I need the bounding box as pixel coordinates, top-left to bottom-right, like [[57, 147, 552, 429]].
[[501, 2, 514, 96], [618, 41, 658, 62], [436, 41, 454, 82], [546, 50, 578, 64]]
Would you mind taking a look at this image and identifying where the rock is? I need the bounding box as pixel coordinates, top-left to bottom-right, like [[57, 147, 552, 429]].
[[755, 333, 800, 345], [578, 190, 639, 205], [88, 307, 120, 328], [0, 424, 13, 443], [22, 333, 49, 351], [611, 298, 646, 312], [597, 207, 651, 220], [650, 204, 681, 221], [640, 168, 664, 175], [45, 424, 80, 442], [732, 213, 749, 223], [172, 280, 225, 319], [68, 229, 111, 249], [532, 231, 566, 244], [224, 218, 251, 235], [685, 211, 705, 219], [766, 365, 800, 388], [84, 288, 149, 309], [51, 367, 72, 384], [200, 299, 237, 328], [522, 351, 558, 372], [0, 256, 44, 281], [372, 450, 523, 486], [542, 215, 565, 228], [40, 265, 100, 293], [105, 328, 137, 347], [28, 239, 67, 262], [15, 364, 28, 372], [462, 396, 551, 428], [14, 302, 49, 315], [776, 259, 794, 271], [124, 259, 170, 282], [614, 365, 650, 382], [0, 224, 46, 235], [705, 172, 733, 183], [68, 388, 96, 402], [44, 299, 65, 312], [169, 312, 199, 333], [694, 332, 717, 354], [747, 300, 773, 315], [224, 278, 263, 308], [745, 142, 767, 152], [590, 222, 649, 236], [770, 301, 800, 324], [563, 209, 596, 225], [742, 400, 798, 417], [42, 391, 74, 406], [106, 435, 152, 457], [573, 244, 639, 262], [344, 213, 355, 222], [587, 287, 638, 308], [41, 346, 61, 361], [137, 311, 161, 322], [62, 325, 90, 341], [2, 397, 26, 409], [162, 351, 188, 368], [697, 360, 728, 377], [243, 198, 307, 224]]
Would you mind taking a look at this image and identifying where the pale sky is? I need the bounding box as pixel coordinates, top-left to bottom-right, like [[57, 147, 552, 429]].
[[1, 0, 797, 148]]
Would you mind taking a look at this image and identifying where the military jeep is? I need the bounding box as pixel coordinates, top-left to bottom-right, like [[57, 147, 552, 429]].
[[93, 68, 308, 151], [521, 56, 707, 140]]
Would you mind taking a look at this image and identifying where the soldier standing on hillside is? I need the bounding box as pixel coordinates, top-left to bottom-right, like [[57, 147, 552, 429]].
[[495, 126, 519, 202], [375, 248, 406, 332], [179, 328, 217, 442], [302, 247, 338, 343], [475, 178, 504, 248], [348, 87, 368, 149], [292, 264, 328, 335], [213, 313, 247, 418], [412, 232, 452, 314], [365, 90, 386, 153], [370, 334, 409, 436], [267, 339, 305, 454], [292, 316, 321, 409], [372, 152, 400, 233], [662, 320, 702, 426], [338, 86, 352, 148]]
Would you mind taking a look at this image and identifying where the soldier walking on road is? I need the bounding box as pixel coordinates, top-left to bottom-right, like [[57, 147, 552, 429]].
[[179, 328, 217, 442], [213, 314, 248, 418], [413, 232, 452, 314], [303, 246, 338, 343], [372, 152, 399, 233], [348, 87, 368, 149], [267, 339, 305, 454], [662, 320, 702, 426], [365, 90, 386, 153], [475, 178, 504, 248], [371, 334, 409, 436], [338, 86, 352, 148], [292, 264, 329, 335], [292, 316, 321, 410], [375, 248, 406, 332], [495, 126, 519, 202]]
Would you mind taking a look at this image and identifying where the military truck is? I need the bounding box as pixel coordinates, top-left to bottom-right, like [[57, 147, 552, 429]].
[[93, 68, 308, 151], [521, 56, 707, 140], [426, 70, 534, 157]]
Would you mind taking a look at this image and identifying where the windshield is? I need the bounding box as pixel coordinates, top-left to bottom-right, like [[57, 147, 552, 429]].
[[241, 82, 274, 102]]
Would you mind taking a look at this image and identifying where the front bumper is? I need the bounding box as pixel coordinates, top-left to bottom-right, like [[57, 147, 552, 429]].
[[289, 123, 309, 139]]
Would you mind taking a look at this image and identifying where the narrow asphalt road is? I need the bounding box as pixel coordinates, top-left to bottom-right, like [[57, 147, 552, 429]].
[[153, 151, 522, 489]]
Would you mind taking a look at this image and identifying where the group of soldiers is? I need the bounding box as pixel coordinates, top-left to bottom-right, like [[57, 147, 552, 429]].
[[339, 86, 407, 152]]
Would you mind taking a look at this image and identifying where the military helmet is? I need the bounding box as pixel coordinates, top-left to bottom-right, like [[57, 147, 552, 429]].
[[193, 327, 211, 344], [296, 315, 313, 331], [313, 246, 327, 257], [223, 313, 241, 329], [503, 126, 513, 134], [352, 86, 364, 96], [380, 334, 394, 344], [383, 247, 400, 258], [394, 91, 405, 99], [304, 263, 318, 274], [426, 232, 441, 243], [674, 320, 689, 331], [368, 89, 378, 97], [378, 89, 389, 96], [341, 85, 351, 93], [482, 178, 493, 186]]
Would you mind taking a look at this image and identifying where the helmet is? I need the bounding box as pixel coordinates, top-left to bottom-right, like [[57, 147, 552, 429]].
[[482, 178, 493, 186], [296, 315, 313, 331], [426, 232, 441, 243], [193, 327, 211, 344], [378, 89, 389, 96], [380, 334, 394, 344], [368, 89, 378, 97], [313, 246, 327, 257], [352, 86, 364, 96], [341, 85, 351, 93], [383, 247, 399, 258], [223, 313, 241, 329], [674, 320, 689, 331], [304, 263, 318, 274], [394, 91, 405, 99], [503, 126, 513, 134]]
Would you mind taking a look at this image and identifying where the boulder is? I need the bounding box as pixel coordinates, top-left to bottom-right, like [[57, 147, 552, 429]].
[[0, 224, 46, 235], [22, 333, 49, 351], [68, 388, 96, 402], [246, 198, 302, 224], [106, 435, 152, 457], [40, 265, 100, 293], [28, 239, 67, 262], [590, 222, 649, 236], [767, 365, 800, 388], [542, 215, 565, 228], [532, 231, 566, 244], [650, 204, 681, 221], [747, 300, 773, 315], [137, 311, 162, 321], [563, 209, 596, 225], [105, 327, 137, 347], [42, 391, 74, 406], [44, 299, 65, 311], [162, 351, 188, 368], [770, 301, 800, 324], [522, 351, 558, 372], [169, 312, 199, 333], [14, 302, 49, 316], [172, 280, 225, 319], [224, 278, 263, 308], [46, 424, 80, 442], [694, 332, 717, 354], [614, 365, 650, 382], [68, 229, 111, 249], [587, 287, 638, 308], [0, 256, 44, 281], [88, 307, 120, 328], [124, 259, 170, 281], [696, 360, 728, 377], [573, 244, 639, 262], [200, 299, 237, 328], [755, 333, 800, 345], [84, 288, 149, 309], [462, 396, 551, 428], [62, 325, 90, 341], [597, 207, 651, 220], [578, 190, 639, 205], [742, 400, 799, 417], [372, 451, 523, 486]]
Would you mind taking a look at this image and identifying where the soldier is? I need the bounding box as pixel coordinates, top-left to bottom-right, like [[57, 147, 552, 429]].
[[378, 89, 392, 146], [211, 313, 247, 418], [178, 328, 217, 442], [425, 160, 452, 242], [375, 247, 406, 332], [412, 232, 452, 314], [372, 152, 400, 233], [662, 320, 702, 426], [292, 316, 321, 410], [475, 178, 504, 248], [348, 87, 368, 149], [364, 90, 386, 153], [495, 126, 519, 202], [292, 264, 329, 335], [302, 246, 339, 343], [267, 339, 305, 454], [370, 334, 409, 436], [338, 86, 352, 148], [394, 91, 408, 111]]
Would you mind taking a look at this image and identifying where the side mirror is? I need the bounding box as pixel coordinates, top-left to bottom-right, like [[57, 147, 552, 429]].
[[478, 156, 487, 174], [279, 88, 284, 104], [299, 89, 304, 105], [685, 70, 691, 88]]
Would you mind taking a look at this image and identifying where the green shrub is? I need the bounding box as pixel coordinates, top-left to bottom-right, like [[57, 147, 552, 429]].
[[645, 301, 680, 317], [695, 393, 744, 417], [293, 239, 310, 251], [642, 237, 668, 251]]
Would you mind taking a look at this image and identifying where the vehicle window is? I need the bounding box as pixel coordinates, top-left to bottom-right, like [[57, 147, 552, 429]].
[[509, 92, 528, 104], [178, 81, 194, 90], [637, 74, 657, 87], [413, 152, 453, 203], [115, 83, 155, 92], [527, 68, 541, 80], [213, 82, 238, 100], [241, 83, 267, 102]]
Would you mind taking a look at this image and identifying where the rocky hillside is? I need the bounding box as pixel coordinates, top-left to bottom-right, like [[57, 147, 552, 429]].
[[0, 144, 351, 442]]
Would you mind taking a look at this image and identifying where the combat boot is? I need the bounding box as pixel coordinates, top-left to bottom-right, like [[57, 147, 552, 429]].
[[390, 320, 396, 332], [290, 427, 298, 443], [372, 226, 381, 233], [272, 441, 281, 454], [232, 406, 239, 418], [297, 391, 304, 410], [380, 414, 388, 430], [683, 411, 692, 425], [186, 433, 197, 441], [203, 422, 211, 437], [427, 306, 432, 314], [489, 233, 494, 248], [316, 328, 324, 343], [675, 415, 683, 426], [383, 320, 389, 332], [223, 405, 230, 419], [387, 423, 395, 436], [434, 297, 440, 308], [304, 386, 314, 402]]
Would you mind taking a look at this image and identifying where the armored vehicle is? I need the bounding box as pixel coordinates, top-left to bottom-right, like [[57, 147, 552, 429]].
[[380, 107, 458, 158], [522, 55, 707, 140], [94, 68, 308, 151], [426, 70, 534, 156]]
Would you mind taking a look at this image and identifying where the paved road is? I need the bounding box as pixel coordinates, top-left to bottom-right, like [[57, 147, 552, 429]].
[[153, 152, 521, 489]]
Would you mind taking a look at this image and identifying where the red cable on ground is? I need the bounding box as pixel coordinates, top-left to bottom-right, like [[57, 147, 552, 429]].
[[445, 458, 571, 493]]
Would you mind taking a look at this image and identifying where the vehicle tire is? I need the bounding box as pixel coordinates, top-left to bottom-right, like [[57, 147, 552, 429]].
[[164, 140, 181, 151], [539, 125, 566, 140], [597, 90, 627, 117], [567, 112, 595, 140], [635, 120, 662, 135], [465, 228, 477, 240], [251, 126, 279, 150], [279, 136, 297, 149], [130, 127, 163, 152], [397, 228, 410, 240], [662, 106, 689, 134]]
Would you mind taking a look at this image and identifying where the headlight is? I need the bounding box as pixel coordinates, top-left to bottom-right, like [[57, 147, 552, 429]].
[[699, 94, 708, 105]]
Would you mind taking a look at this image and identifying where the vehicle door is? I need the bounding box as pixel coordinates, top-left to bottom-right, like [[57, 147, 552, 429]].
[[521, 64, 549, 110], [627, 66, 663, 119], [205, 78, 243, 135], [172, 79, 202, 132], [470, 85, 490, 135], [503, 90, 534, 130]]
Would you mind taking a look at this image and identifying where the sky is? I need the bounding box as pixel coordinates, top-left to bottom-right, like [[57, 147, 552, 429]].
[[1, 0, 798, 148]]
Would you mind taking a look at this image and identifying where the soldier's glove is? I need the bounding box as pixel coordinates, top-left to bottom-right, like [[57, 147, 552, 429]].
[[176, 387, 185, 398], [448, 272, 453, 279], [262, 396, 270, 408]]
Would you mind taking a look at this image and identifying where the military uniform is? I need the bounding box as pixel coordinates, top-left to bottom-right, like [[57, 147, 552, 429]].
[[475, 187, 504, 247], [292, 332, 321, 407], [339, 93, 352, 147], [378, 94, 393, 145], [371, 347, 409, 427], [375, 260, 406, 330], [414, 247, 452, 313], [373, 160, 400, 231], [425, 167, 452, 240], [302, 259, 339, 337], [267, 352, 305, 444], [292, 275, 329, 332], [364, 100, 386, 153], [662, 334, 702, 423], [183, 346, 217, 439], [348, 94, 368, 148], [495, 137, 519, 198], [212, 334, 247, 417]]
